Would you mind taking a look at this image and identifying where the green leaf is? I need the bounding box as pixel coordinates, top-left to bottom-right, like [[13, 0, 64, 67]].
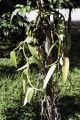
[[29, 56, 43, 68], [62, 57, 69, 84], [26, 67, 34, 88], [21, 72, 27, 94], [10, 51, 17, 68], [28, 44, 38, 58], [23, 87, 34, 106], [25, 36, 33, 43], [59, 34, 64, 41], [22, 79, 27, 94], [43, 64, 56, 89], [16, 4, 24, 8], [11, 9, 20, 21]]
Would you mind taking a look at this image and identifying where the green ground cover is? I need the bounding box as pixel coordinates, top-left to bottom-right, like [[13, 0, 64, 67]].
[[0, 58, 21, 119], [0, 58, 80, 120]]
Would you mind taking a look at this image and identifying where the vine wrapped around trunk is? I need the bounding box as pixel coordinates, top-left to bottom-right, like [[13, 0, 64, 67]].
[[10, 0, 70, 120]]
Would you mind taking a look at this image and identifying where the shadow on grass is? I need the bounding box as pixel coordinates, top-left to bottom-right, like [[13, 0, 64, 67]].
[[0, 65, 17, 77], [2, 95, 80, 120], [57, 95, 80, 120], [2, 100, 41, 120]]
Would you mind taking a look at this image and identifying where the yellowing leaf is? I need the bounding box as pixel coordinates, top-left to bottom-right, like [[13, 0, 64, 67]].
[[23, 87, 34, 106], [28, 44, 38, 58], [10, 51, 17, 68], [22, 79, 27, 94], [62, 57, 69, 84], [43, 64, 56, 89]]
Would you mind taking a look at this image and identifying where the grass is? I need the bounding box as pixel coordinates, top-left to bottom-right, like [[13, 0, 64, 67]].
[[59, 68, 80, 120], [0, 58, 80, 120], [0, 58, 22, 119], [0, 58, 41, 120]]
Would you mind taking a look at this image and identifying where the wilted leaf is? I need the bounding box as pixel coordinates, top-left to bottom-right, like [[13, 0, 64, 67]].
[[10, 51, 17, 68], [62, 57, 69, 84], [43, 64, 56, 89], [23, 87, 34, 106], [28, 44, 38, 58]]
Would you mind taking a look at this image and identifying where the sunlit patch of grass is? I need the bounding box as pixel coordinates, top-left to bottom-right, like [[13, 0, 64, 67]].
[[0, 58, 11, 66], [0, 58, 80, 120]]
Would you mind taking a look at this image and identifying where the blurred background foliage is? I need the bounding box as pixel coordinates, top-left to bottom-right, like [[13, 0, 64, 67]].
[[0, 0, 80, 57]]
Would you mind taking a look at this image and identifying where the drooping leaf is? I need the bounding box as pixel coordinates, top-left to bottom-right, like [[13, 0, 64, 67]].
[[29, 56, 43, 67], [23, 87, 34, 106], [62, 57, 69, 84], [43, 64, 56, 89], [26, 67, 34, 88], [11, 8, 20, 21], [22, 79, 27, 94], [21, 66, 34, 88], [28, 44, 38, 58], [21, 72, 27, 94], [11, 4, 26, 21], [10, 51, 17, 68]]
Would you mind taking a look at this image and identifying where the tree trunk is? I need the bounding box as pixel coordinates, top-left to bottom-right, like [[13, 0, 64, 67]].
[[45, 25, 55, 120]]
